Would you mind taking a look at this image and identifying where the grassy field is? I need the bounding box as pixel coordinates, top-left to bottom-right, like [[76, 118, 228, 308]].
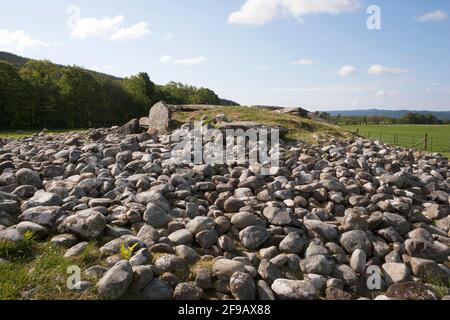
[[0, 129, 85, 139], [173, 106, 351, 142], [0, 236, 102, 300], [342, 124, 450, 157]]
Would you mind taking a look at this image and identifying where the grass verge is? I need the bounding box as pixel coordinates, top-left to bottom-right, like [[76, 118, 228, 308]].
[[0, 239, 102, 300]]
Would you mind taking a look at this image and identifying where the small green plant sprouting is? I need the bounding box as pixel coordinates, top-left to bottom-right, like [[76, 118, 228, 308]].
[[120, 242, 138, 261], [23, 230, 36, 242]]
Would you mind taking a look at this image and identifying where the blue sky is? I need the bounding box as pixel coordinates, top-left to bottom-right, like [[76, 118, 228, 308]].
[[0, 0, 449, 111]]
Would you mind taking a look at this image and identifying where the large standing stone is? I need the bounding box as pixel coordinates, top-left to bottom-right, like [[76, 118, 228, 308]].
[[148, 101, 172, 133]]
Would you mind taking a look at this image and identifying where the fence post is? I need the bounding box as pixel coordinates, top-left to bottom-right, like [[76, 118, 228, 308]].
[[424, 134, 428, 151], [430, 137, 433, 151]]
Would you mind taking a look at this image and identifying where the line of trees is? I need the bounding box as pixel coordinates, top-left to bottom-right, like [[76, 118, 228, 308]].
[[0, 59, 237, 130], [333, 112, 448, 125]]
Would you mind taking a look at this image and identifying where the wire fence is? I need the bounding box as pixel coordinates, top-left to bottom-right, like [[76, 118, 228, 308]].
[[354, 128, 450, 154]]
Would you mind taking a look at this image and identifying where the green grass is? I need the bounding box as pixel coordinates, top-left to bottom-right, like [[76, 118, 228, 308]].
[[173, 106, 351, 143], [342, 124, 450, 158], [425, 275, 450, 300], [0, 239, 102, 300], [0, 129, 85, 139]]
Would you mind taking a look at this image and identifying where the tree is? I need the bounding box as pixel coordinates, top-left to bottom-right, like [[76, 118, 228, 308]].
[[58, 66, 104, 128], [0, 62, 35, 129], [123, 72, 155, 103], [0, 53, 237, 130], [19, 60, 62, 128], [362, 116, 368, 125]]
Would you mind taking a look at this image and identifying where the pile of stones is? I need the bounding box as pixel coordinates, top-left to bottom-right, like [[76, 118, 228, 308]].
[[0, 121, 449, 300]]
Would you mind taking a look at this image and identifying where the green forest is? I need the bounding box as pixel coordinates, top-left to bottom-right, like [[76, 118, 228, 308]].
[[0, 52, 238, 130]]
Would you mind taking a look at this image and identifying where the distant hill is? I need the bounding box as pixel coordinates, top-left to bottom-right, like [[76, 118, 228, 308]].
[[328, 109, 450, 121], [0, 51, 239, 130], [0, 51, 121, 81], [0, 51, 31, 65]]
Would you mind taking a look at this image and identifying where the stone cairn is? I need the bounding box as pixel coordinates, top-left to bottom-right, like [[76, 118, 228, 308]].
[[0, 103, 449, 300]]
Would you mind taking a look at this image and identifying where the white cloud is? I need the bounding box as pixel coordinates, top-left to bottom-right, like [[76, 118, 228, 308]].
[[0, 29, 49, 53], [160, 55, 205, 65], [67, 5, 150, 40], [338, 65, 357, 76], [70, 15, 124, 39], [160, 55, 173, 63], [376, 89, 397, 97], [228, 0, 361, 25], [417, 10, 447, 23], [165, 33, 175, 40], [173, 57, 205, 65], [109, 22, 151, 40], [368, 64, 408, 75], [293, 59, 315, 65], [258, 66, 271, 71]]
